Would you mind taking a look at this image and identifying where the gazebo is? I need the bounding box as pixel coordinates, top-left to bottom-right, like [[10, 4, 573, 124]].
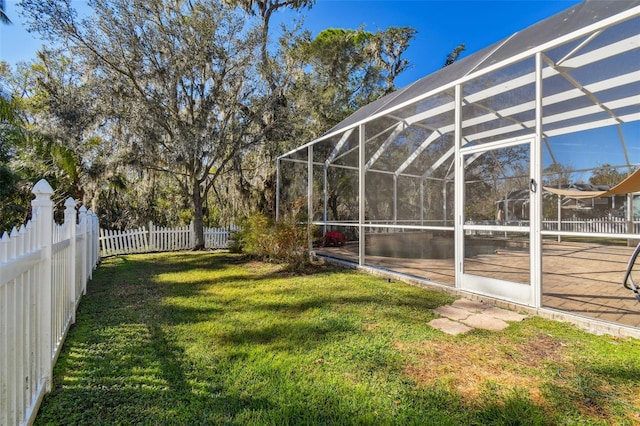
[[277, 0, 640, 334]]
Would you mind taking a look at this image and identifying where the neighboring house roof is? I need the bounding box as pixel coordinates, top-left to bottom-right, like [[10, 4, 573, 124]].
[[544, 169, 640, 199]]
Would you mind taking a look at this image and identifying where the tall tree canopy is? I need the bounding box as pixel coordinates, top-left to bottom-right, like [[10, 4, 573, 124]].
[[289, 26, 416, 136], [370, 27, 417, 94], [230, 26, 418, 217], [225, 0, 315, 73], [21, 0, 265, 248], [589, 164, 630, 187], [443, 43, 466, 67], [0, 84, 28, 231], [13, 0, 422, 239]]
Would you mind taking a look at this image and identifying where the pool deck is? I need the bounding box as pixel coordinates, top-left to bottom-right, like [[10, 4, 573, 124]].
[[316, 241, 640, 332]]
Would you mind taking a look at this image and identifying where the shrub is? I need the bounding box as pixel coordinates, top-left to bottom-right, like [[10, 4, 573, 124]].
[[233, 213, 310, 268]]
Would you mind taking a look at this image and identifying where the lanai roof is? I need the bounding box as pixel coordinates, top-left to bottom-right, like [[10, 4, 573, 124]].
[[299, 0, 640, 149]]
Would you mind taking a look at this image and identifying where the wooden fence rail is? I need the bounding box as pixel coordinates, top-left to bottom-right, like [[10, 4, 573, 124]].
[[0, 180, 100, 426], [99, 222, 239, 257]]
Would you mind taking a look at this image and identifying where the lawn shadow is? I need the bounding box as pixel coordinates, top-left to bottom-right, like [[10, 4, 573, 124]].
[[38, 318, 277, 424], [214, 314, 360, 348], [37, 254, 284, 424], [587, 363, 640, 382], [472, 389, 551, 425], [116, 251, 240, 274]]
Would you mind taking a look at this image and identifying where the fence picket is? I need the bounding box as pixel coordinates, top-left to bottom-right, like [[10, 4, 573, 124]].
[[16, 268, 25, 422], [104, 229, 111, 256], [135, 229, 142, 252], [111, 228, 117, 255], [99, 229, 106, 256], [112, 229, 119, 254], [110, 229, 116, 255], [173, 227, 177, 249], [128, 230, 134, 253]]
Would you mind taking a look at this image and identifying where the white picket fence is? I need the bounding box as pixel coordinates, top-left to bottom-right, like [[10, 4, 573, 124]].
[[542, 216, 640, 234], [0, 179, 100, 426], [99, 222, 239, 257]]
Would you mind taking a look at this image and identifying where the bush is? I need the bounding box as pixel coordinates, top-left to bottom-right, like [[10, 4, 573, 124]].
[[233, 213, 310, 268]]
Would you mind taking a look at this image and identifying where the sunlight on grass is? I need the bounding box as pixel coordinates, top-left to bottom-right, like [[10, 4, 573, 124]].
[[35, 252, 640, 425]]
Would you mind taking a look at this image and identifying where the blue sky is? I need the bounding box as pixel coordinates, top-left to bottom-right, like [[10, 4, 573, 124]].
[[276, 0, 584, 87], [1, 0, 583, 87]]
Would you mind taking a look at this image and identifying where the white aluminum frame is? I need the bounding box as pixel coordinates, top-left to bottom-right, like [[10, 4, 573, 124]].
[[277, 3, 640, 312], [460, 136, 536, 305]]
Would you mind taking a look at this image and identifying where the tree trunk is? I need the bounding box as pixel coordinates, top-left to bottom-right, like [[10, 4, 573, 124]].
[[192, 179, 205, 250]]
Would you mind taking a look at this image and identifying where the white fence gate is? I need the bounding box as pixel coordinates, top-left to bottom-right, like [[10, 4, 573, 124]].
[[0, 179, 100, 426], [99, 222, 239, 257]]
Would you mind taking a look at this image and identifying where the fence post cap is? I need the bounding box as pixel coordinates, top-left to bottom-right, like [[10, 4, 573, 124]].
[[79, 205, 88, 213], [32, 179, 54, 198], [64, 197, 76, 208]]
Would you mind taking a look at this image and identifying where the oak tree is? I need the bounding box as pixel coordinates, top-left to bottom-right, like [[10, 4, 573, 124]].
[[21, 0, 264, 248]]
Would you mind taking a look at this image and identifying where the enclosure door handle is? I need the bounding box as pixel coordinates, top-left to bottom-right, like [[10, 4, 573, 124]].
[[530, 178, 537, 193]]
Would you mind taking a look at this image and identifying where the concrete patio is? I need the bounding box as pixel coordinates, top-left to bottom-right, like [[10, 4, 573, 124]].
[[317, 240, 640, 330]]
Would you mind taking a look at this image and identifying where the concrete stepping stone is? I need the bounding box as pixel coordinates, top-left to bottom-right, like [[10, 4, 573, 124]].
[[428, 318, 473, 335], [432, 299, 528, 334], [452, 299, 490, 312], [434, 305, 471, 321], [483, 306, 528, 322], [462, 313, 510, 331]]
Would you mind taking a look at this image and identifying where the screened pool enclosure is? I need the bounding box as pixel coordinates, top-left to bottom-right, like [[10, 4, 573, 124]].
[[277, 0, 640, 333]]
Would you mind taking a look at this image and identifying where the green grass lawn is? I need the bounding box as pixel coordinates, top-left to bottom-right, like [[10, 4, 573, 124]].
[[36, 252, 640, 425]]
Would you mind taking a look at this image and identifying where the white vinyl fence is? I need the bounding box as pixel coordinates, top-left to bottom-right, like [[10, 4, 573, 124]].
[[99, 222, 239, 257], [543, 216, 640, 234], [465, 216, 639, 235], [0, 180, 100, 426]]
